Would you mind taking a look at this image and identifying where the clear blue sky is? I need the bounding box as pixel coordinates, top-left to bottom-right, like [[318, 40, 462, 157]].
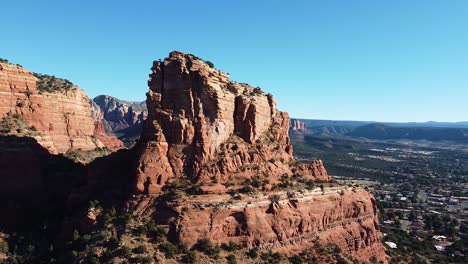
[[1, 1, 467, 122]]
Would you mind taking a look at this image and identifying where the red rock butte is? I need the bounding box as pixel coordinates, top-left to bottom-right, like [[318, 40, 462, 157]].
[[133, 51, 330, 194], [124, 51, 387, 262]]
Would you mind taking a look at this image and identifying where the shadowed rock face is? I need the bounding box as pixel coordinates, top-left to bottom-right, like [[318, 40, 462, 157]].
[[133, 51, 330, 193], [0, 135, 86, 230], [0, 62, 123, 153]]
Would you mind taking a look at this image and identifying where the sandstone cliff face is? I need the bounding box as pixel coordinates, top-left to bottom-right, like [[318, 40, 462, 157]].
[[134, 52, 329, 194], [172, 188, 385, 263], [0, 62, 122, 153], [290, 119, 308, 133]]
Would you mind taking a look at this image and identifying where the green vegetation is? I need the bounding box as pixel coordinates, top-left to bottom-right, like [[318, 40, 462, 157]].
[[261, 250, 284, 264], [181, 251, 197, 263], [222, 241, 241, 252], [64, 147, 112, 163], [0, 58, 21, 67], [159, 241, 177, 258], [270, 194, 281, 204], [226, 254, 237, 264], [33, 73, 74, 93], [246, 248, 258, 259], [132, 244, 147, 254], [188, 54, 215, 68], [0, 113, 41, 136], [205, 60, 215, 68], [194, 238, 220, 259], [0, 240, 8, 253]]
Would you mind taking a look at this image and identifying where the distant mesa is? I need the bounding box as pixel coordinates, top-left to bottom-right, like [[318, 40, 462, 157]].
[[347, 123, 468, 142], [290, 118, 308, 134], [290, 119, 468, 142]]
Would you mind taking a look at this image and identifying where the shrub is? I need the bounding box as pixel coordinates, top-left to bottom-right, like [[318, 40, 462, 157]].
[[117, 245, 132, 258], [226, 254, 237, 264], [239, 184, 255, 194], [108, 236, 119, 249], [205, 61, 215, 68], [195, 238, 212, 252], [289, 255, 304, 264], [270, 194, 281, 204], [253, 87, 262, 94], [320, 184, 325, 192], [135, 225, 148, 236], [222, 241, 241, 252], [251, 176, 263, 188], [182, 251, 197, 263], [0, 240, 8, 253], [159, 242, 177, 258], [261, 250, 283, 264], [133, 244, 147, 254], [185, 184, 201, 195], [246, 248, 258, 259], [195, 238, 220, 258], [87, 256, 100, 264], [132, 255, 154, 264]]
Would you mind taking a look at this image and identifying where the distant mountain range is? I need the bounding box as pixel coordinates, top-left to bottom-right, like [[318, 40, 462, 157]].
[[91, 95, 147, 147], [295, 119, 468, 142]]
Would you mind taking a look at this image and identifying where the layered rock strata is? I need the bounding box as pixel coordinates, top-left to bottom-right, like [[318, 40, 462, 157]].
[[134, 51, 330, 193], [171, 188, 385, 263], [0, 62, 122, 153]]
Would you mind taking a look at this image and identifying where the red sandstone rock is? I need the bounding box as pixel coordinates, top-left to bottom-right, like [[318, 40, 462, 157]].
[[290, 119, 308, 133], [0, 62, 123, 153], [173, 188, 386, 263], [72, 51, 386, 262], [134, 51, 330, 193]]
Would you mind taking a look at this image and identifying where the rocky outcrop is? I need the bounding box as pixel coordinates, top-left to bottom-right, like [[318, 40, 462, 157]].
[[92, 95, 146, 131], [91, 95, 146, 147], [290, 119, 308, 133], [165, 188, 386, 263], [0, 62, 122, 153], [134, 51, 330, 194], [90, 100, 125, 151]]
